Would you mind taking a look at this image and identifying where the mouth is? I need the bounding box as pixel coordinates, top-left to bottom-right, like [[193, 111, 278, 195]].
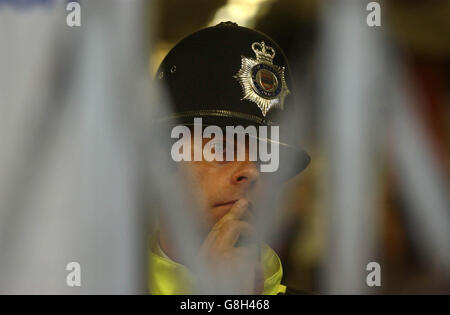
[[214, 200, 238, 209], [209, 199, 256, 229], [213, 199, 255, 218]]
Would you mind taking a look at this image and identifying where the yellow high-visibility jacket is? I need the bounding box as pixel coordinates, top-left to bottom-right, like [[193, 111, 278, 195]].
[[148, 234, 287, 295]]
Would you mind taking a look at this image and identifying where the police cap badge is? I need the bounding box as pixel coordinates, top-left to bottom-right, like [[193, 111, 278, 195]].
[[234, 41, 290, 117]]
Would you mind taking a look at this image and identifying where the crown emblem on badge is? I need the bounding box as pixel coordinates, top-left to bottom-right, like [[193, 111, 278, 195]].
[[234, 41, 290, 117]]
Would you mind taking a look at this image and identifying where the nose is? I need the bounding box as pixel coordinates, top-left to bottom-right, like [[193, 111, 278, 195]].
[[231, 160, 260, 186]]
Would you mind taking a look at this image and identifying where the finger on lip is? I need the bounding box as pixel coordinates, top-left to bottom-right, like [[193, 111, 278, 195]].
[[216, 198, 254, 222], [235, 198, 248, 208]]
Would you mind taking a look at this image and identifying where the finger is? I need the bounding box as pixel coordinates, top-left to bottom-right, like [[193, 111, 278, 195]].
[[215, 220, 256, 249], [212, 199, 248, 231], [202, 199, 249, 248]]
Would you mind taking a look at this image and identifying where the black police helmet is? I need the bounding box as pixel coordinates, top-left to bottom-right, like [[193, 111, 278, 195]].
[[154, 22, 310, 179]]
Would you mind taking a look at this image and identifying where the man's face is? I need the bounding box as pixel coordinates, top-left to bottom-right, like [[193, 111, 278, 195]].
[[177, 134, 264, 231]]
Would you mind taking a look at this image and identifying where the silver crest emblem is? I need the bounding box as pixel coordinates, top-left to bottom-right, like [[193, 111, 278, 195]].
[[234, 41, 290, 117]]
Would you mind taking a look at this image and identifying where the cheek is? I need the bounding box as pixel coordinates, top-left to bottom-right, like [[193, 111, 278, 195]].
[[194, 164, 224, 196], [182, 162, 224, 203], [180, 162, 237, 228]]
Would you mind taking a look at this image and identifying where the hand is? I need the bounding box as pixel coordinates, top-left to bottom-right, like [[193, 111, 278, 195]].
[[198, 199, 264, 294]]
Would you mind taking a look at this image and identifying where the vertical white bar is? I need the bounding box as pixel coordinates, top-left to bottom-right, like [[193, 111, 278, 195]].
[[319, 0, 382, 294], [0, 0, 152, 294]]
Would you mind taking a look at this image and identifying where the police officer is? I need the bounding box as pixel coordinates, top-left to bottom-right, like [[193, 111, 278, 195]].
[[149, 21, 310, 295]]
